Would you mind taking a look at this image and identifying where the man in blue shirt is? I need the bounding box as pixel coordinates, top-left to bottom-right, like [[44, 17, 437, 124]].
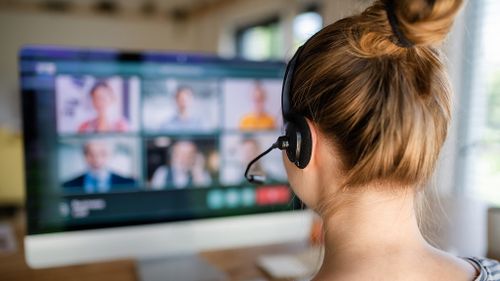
[[63, 140, 136, 194]]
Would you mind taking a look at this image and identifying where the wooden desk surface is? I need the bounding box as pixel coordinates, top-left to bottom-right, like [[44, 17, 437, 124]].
[[0, 212, 309, 281]]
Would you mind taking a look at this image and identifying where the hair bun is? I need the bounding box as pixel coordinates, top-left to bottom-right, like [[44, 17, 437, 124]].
[[391, 0, 463, 46]]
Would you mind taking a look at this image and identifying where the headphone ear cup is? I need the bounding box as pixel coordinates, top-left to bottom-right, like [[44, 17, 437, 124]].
[[284, 116, 312, 169]]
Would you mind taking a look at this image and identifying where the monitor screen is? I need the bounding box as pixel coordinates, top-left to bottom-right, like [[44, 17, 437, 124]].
[[21, 46, 301, 235]]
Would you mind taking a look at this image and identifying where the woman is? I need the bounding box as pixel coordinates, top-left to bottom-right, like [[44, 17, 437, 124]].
[[282, 0, 500, 280], [78, 81, 129, 133]]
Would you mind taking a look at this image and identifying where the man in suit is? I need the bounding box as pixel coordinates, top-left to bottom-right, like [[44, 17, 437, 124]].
[[63, 140, 136, 194]]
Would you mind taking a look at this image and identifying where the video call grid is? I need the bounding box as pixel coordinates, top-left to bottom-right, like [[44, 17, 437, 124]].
[[55, 74, 286, 195]]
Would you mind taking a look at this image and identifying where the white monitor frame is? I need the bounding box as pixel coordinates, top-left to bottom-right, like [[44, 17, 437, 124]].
[[25, 210, 313, 268]]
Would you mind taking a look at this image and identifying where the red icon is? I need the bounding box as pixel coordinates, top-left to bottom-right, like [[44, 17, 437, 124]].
[[255, 185, 291, 206]]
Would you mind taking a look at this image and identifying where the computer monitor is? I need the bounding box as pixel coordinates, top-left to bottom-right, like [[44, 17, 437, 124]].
[[20, 46, 312, 270]]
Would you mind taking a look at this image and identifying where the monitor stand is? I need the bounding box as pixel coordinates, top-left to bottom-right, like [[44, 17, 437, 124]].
[[136, 254, 228, 281]]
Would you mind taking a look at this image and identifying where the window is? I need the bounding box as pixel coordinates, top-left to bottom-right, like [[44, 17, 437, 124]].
[[293, 6, 323, 49], [234, 6, 323, 61], [460, 0, 500, 205], [235, 17, 283, 61]]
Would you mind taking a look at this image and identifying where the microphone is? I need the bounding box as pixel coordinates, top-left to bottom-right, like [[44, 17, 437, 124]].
[[245, 136, 289, 184]]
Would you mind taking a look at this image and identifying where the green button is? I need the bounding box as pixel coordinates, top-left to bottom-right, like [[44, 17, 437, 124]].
[[241, 188, 256, 207], [207, 190, 224, 210]]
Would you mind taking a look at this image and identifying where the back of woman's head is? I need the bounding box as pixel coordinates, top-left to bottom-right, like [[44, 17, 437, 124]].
[[291, 0, 463, 188]]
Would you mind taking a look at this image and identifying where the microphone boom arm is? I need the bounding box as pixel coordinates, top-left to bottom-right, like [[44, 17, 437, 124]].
[[245, 136, 289, 184]]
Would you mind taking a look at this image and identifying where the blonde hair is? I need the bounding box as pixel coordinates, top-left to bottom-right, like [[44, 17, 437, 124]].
[[291, 0, 463, 189]]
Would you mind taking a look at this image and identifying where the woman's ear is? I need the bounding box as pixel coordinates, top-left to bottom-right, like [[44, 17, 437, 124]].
[[306, 118, 346, 195]]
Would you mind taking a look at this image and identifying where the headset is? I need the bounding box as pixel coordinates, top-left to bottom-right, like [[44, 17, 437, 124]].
[[245, 45, 313, 184]]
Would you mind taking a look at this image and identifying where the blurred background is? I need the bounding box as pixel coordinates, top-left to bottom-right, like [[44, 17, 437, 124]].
[[0, 0, 499, 260]]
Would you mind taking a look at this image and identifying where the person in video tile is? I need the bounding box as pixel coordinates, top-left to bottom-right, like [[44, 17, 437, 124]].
[[78, 81, 130, 133], [151, 140, 212, 189], [63, 140, 136, 193], [241, 138, 265, 177], [220, 134, 286, 185], [161, 86, 203, 131], [239, 82, 277, 130]]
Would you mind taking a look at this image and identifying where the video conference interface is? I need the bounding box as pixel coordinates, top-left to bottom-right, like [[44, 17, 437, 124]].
[[21, 47, 301, 234]]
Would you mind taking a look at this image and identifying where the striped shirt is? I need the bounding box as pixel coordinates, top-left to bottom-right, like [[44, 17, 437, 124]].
[[465, 257, 500, 281]]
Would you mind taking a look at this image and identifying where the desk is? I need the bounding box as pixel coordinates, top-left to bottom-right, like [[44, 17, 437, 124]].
[[0, 212, 309, 281]]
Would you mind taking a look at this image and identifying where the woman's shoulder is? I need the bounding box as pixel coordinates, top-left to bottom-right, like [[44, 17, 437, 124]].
[[464, 256, 500, 281]]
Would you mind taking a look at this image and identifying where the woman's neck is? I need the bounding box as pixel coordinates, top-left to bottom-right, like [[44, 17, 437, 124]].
[[316, 187, 432, 278]]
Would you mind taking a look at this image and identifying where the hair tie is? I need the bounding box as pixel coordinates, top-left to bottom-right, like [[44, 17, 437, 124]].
[[385, 0, 414, 48]]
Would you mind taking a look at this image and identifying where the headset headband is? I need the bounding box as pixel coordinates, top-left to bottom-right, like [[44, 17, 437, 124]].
[[281, 46, 304, 120]]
